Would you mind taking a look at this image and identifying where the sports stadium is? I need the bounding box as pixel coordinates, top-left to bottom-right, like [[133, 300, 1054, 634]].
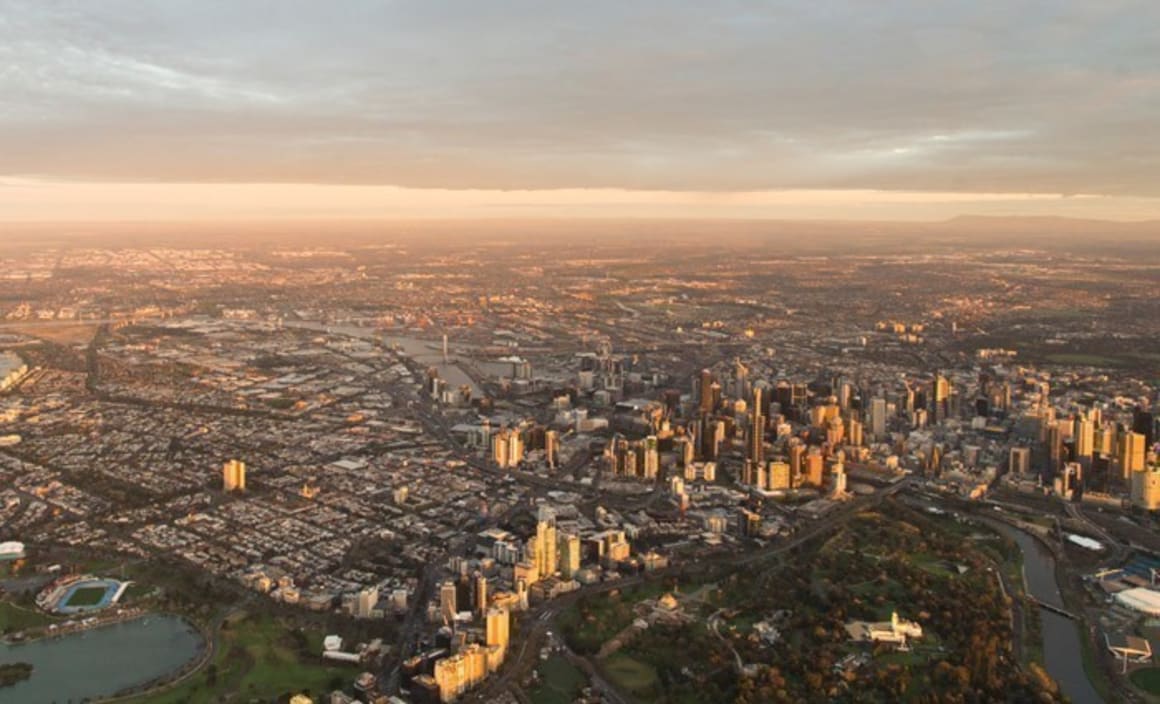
[[36, 574, 130, 614]]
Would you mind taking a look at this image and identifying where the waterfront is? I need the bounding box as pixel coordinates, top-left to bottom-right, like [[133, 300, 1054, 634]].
[[0, 614, 204, 702], [1000, 523, 1104, 704]]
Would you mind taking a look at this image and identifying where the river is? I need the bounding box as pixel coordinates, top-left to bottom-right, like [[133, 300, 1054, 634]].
[[0, 614, 204, 703], [996, 522, 1104, 704]]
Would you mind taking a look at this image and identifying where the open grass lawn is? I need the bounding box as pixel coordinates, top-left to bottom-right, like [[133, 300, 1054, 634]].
[[603, 653, 659, 700], [133, 612, 355, 703], [0, 600, 54, 633], [65, 585, 112, 608], [1130, 667, 1160, 695], [531, 655, 587, 704]]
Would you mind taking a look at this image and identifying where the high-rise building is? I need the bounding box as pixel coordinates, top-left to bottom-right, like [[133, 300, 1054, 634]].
[[222, 459, 246, 492], [1131, 459, 1160, 510], [1009, 446, 1032, 476], [354, 585, 379, 618], [846, 418, 864, 447], [432, 644, 489, 702], [474, 573, 488, 616], [440, 580, 458, 625], [1120, 431, 1148, 480], [544, 430, 559, 469], [697, 369, 715, 414], [559, 533, 581, 579], [748, 386, 765, 466], [932, 374, 950, 422], [767, 460, 791, 490], [1134, 407, 1156, 448], [486, 607, 510, 653], [805, 450, 824, 487], [831, 464, 848, 497], [870, 397, 887, 438], [533, 507, 558, 579], [1075, 417, 1095, 459], [642, 435, 659, 479], [492, 428, 524, 469]]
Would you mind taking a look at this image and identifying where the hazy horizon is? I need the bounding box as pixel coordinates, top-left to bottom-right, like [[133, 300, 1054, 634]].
[[3, 1, 1159, 222]]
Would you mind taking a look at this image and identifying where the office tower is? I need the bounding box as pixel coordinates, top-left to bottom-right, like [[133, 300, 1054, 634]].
[[1046, 421, 1064, 472], [1121, 431, 1148, 480], [806, 450, 824, 487], [831, 464, 848, 496], [1009, 446, 1031, 476], [1131, 461, 1160, 510], [1097, 423, 1118, 456], [544, 429, 559, 469], [485, 607, 510, 652], [643, 435, 659, 479], [698, 369, 715, 414], [932, 374, 950, 422], [733, 359, 750, 400], [1075, 417, 1095, 459], [749, 386, 765, 465], [788, 440, 806, 480], [768, 461, 791, 490], [559, 533, 581, 580], [847, 418, 864, 447], [1134, 407, 1156, 448], [222, 459, 246, 492], [870, 397, 887, 438], [474, 573, 488, 615], [825, 415, 845, 447], [533, 507, 558, 579], [738, 508, 761, 537], [432, 644, 489, 701], [355, 585, 379, 618], [440, 580, 458, 625], [492, 428, 524, 469]]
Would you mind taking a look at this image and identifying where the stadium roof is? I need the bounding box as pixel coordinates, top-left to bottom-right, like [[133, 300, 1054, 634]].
[[1114, 587, 1160, 615]]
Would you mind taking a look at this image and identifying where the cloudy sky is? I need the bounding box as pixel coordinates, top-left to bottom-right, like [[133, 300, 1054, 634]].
[[1, 1, 1158, 221]]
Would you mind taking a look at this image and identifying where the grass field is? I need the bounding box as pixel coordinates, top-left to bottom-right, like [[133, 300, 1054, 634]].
[[1130, 667, 1160, 695], [64, 585, 112, 608], [603, 653, 659, 699], [132, 612, 354, 703], [531, 655, 587, 704], [0, 600, 54, 634]]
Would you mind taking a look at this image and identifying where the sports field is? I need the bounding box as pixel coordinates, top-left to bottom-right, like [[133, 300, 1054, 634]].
[[56, 578, 121, 613]]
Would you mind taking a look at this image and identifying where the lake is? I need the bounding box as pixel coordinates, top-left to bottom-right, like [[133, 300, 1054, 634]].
[[0, 614, 205, 703]]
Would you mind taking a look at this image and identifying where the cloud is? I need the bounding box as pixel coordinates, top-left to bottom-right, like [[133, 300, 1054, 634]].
[[0, 0, 1157, 198]]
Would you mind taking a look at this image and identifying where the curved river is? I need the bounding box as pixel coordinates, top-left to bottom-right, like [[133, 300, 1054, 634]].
[[0, 614, 204, 703], [993, 522, 1104, 704]]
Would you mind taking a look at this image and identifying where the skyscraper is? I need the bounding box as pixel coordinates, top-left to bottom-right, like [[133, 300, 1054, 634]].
[[474, 573, 488, 616], [533, 507, 558, 579], [870, 397, 887, 439], [486, 607, 510, 653], [559, 532, 581, 580], [222, 459, 246, 492], [440, 580, 458, 625]]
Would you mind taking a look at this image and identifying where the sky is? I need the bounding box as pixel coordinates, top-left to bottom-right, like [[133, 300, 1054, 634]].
[[1, 1, 1158, 222]]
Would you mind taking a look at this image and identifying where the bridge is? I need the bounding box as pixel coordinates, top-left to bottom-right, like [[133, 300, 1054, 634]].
[[1028, 595, 1077, 620]]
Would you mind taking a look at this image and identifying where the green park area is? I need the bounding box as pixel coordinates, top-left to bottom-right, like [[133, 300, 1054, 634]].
[[134, 612, 355, 704], [1130, 667, 1160, 696], [603, 652, 661, 699], [0, 599, 54, 635], [531, 655, 587, 704], [558, 499, 1063, 703]]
